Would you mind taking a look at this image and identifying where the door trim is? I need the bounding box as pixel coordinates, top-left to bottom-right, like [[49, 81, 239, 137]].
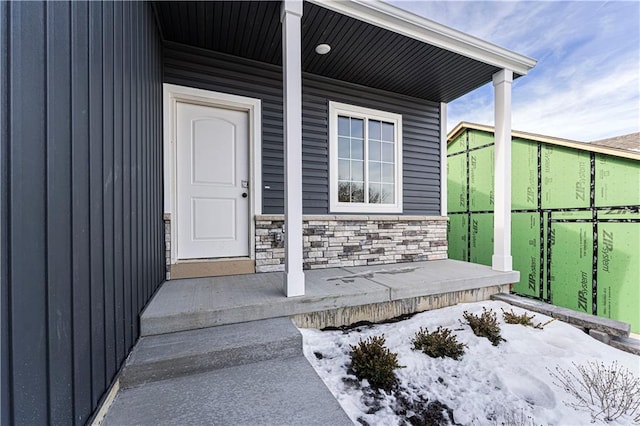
[[163, 83, 262, 264]]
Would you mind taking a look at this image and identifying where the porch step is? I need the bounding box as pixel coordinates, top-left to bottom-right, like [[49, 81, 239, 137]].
[[119, 317, 301, 389]]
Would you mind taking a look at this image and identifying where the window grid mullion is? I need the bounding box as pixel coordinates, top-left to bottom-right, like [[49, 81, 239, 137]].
[[364, 117, 369, 204]]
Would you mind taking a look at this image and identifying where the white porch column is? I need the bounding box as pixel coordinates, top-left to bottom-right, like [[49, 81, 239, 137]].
[[281, 0, 305, 296], [492, 69, 513, 271]]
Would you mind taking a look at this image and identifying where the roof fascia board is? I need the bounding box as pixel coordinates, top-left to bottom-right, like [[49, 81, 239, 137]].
[[448, 122, 640, 161], [307, 0, 537, 75]]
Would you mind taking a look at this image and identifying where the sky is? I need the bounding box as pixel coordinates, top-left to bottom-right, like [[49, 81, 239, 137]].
[[388, 1, 640, 142]]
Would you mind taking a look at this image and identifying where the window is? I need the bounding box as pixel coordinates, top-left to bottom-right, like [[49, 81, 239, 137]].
[[329, 102, 403, 213]]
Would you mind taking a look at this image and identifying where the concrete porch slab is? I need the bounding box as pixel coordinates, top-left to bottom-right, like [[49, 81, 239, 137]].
[[141, 260, 519, 336], [141, 267, 388, 335], [340, 260, 518, 300]]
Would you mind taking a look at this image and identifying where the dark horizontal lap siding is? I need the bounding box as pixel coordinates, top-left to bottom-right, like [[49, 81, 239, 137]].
[[163, 43, 286, 213], [164, 43, 441, 215], [303, 76, 441, 214], [0, 2, 164, 424]]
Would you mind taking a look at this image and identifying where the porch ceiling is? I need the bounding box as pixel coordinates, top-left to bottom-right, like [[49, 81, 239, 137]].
[[153, 1, 519, 103]]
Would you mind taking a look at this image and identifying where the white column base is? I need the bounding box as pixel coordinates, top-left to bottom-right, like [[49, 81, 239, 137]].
[[284, 270, 305, 297], [492, 254, 513, 272]]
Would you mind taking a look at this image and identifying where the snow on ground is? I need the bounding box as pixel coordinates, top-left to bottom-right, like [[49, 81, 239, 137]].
[[300, 301, 640, 426]]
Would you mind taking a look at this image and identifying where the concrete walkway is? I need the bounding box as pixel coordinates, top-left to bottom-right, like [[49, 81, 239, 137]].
[[102, 318, 352, 425], [104, 357, 352, 426]]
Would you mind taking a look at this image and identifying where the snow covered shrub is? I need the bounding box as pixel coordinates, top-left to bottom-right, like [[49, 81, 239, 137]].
[[350, 335, 402, 391], [549, 360, 640, 423], [412, 326, 466, 360], [501, 308, 543, 329], [463, 308, 505, 346]]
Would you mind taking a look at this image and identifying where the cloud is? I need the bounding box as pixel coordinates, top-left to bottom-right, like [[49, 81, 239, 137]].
[[389, 0, 640, 141]]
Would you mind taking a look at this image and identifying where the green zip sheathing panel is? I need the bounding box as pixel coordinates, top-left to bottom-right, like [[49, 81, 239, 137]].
[[542, 145, 591, 209], [511, 213, 541, 297], [470, 213, 493, 266], [549, 222, 593, 314], [512, 139, 538, 210], [468, 128, 494, 149], [447, 127, 640, 332], [448, 153, 467, 213], [552, 211, 593, 220], [597, 209, 640, 220], [448, 132, 467, 155], [597, 222, 640, 332], [595, 154, 640, 207], [447, 214, 468, 261], [469, 146, 494, 211]]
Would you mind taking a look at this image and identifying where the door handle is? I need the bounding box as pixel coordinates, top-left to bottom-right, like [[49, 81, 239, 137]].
[[242, 193, 248, 198]]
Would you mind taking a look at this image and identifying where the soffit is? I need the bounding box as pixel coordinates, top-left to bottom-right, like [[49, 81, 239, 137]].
[[154, 1, 519, 102]]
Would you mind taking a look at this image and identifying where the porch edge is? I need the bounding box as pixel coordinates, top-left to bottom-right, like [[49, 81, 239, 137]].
[[292, 284, 510, 329]]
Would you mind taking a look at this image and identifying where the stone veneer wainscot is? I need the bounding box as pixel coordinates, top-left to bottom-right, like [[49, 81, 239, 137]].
[[255, 215, 448, 273]]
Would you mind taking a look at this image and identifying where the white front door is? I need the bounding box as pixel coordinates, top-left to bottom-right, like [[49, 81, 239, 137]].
[[176, 101, 249, 259]]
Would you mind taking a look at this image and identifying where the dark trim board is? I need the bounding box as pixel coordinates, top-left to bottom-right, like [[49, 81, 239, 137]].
[[0, 2, 164, 424], [0, 0, 9, 423], [163, 42, 442, 216]]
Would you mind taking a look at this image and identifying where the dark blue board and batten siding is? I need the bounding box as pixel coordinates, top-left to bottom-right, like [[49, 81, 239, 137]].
[[164, 42, 442, 215], [0, 2, 164, 424]]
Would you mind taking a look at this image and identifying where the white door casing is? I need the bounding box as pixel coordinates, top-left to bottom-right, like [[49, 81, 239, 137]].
[[163, 84, 262, 263], [176, 102, 249, 259]]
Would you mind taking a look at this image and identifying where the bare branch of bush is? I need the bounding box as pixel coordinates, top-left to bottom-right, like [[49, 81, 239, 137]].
[[548, 360, 640, 423], [500, 407, 537, 426], [488, 407, 537, 426]]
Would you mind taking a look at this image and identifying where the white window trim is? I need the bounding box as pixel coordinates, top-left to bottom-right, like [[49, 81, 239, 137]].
[[329, 101, 403, 213]]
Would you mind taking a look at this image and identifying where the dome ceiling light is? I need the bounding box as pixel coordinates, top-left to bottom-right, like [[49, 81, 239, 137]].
[[315, 44, 331, 55]]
